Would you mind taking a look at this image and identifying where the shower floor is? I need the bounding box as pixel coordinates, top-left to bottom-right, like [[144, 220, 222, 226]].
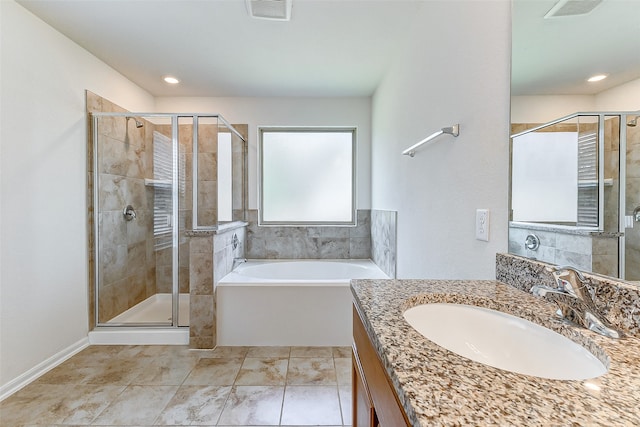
[[107, 293, 189, 325]]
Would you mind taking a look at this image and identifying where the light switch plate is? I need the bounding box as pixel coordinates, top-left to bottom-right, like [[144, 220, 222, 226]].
[[476, 209, 490, 241]]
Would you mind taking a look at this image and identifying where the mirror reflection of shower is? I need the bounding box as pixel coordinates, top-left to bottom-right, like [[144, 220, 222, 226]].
[[509, 112, 640, 283]]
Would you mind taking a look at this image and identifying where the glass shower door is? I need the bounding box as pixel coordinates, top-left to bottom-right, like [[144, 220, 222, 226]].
[[93, 113, 182, 326]]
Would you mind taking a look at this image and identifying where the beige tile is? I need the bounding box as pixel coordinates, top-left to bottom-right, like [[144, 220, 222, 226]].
[[3, 344, 354, 427], [236, 358, 289, 386], [83, 357, 144, 385], [217, 385, 284, 426], [246, 346, 291, 358], [0, 384, 69, 425], [334, 357, 352, 386], [280, 385, 343, 425], [33, 359, 93, 385], [86, 385, 178, 425], [51, 384, 127, 425], [130, 355, 197, 385], [290, 346, 333, 357], [199, 345, 249, 358], [154, 385, 231, 425], [183, 358, 242, 385], [287, 357, 337, 385], [332, 346, 352, 358], [117, 344, 193, 358]]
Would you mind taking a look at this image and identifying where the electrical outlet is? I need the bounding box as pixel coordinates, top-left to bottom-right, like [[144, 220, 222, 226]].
[[476, 209, 490, 241]]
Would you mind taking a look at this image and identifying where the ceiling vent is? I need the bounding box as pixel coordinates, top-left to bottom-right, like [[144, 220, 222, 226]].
[[544, 0, 603, 18], [246, 0, 292, 21]]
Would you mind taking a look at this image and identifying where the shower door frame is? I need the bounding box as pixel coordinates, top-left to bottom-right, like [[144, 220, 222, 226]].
[[92, 112, 248, 327], [92, 112, 182, 328]]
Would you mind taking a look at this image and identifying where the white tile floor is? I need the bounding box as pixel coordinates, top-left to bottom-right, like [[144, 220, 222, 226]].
[[0, 345, 353, 426]]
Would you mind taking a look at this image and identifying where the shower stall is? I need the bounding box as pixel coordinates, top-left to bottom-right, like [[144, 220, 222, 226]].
[[509, 111, 640, 281], [89, 111, 246, 335]]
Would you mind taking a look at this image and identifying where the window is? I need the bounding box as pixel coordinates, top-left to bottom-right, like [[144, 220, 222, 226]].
[[259, 127, 356, 226]]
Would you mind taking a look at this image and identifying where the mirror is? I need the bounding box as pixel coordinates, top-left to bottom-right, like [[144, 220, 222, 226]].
[[510, 0, 640, 281], [511, 115, 600, 228]]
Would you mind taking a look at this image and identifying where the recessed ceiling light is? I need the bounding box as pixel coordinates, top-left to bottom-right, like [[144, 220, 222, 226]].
[[246, 0, 292, 21], [163, 76, 180, 84], [587, 74, 608, 82]]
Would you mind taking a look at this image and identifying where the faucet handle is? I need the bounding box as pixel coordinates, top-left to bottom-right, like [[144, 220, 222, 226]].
[[544, 265, 593, 302], [545, 265, 587, 281]]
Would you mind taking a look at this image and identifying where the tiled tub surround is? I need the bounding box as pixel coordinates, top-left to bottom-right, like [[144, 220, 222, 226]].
[[371, 209, 397, 278], [245, 209, 372, 259], [508, 222, 620, 277], [187, 224, 246, 349], [351, 278, 640, 426], [496, 252, 640, 337]]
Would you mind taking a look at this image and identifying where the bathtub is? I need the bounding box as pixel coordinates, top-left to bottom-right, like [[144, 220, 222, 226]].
[[217, 259, 388, 346]]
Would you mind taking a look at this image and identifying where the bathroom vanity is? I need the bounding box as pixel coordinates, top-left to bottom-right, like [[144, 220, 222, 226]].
[[351, 273, 640, 426]]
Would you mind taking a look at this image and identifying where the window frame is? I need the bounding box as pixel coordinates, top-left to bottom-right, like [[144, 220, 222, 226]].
[[258, 126, 357, 227]]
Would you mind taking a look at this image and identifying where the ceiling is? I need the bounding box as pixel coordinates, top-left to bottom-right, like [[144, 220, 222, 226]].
[[512, 0, 640, 96], [16, 0, 640, 98]]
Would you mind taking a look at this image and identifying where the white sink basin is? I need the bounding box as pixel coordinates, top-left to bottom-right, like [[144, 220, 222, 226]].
[[403, 303, 607, 380]]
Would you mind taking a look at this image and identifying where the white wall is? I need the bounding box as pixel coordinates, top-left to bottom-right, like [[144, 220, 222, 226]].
[[371, 1, 511, 279], [510, 95, 596, 123], [596, 78, 640, 111], [0, 0, 154, 391], [511, 78, 640, 124], [155, 97, 372, 210]]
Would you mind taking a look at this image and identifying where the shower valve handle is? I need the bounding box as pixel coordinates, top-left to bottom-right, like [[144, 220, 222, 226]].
[[123, 205, 137, 221]]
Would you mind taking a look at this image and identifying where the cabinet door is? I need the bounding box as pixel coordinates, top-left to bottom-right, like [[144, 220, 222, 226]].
[[353, 352, 377, 427], [353, 306, 411, 427]]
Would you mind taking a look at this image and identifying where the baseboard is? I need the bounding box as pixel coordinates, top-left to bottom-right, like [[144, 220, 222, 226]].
[[0, 337, 89, 401]]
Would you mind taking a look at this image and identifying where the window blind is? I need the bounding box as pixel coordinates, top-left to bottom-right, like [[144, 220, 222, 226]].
[[576, 130, 598, 227], [153, 131, 173, 250]]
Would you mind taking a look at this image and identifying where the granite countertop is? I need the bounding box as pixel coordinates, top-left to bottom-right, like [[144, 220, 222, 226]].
[[351, 279, 640, 426]]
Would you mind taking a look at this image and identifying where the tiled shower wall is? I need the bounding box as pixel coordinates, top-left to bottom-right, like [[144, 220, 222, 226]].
[[87, 91, 156, 325], [87, 92, 194, 325], [625, 120, 640, 280]]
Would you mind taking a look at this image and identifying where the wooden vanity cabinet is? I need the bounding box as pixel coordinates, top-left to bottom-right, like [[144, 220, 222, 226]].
[[352, 305, 411, 427]]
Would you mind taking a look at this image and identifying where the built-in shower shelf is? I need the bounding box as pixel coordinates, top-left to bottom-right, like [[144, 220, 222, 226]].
[[144, 178, 171, 187]]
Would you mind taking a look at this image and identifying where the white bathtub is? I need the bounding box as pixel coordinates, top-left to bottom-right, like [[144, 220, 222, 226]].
[[217, 259, 388, 346]]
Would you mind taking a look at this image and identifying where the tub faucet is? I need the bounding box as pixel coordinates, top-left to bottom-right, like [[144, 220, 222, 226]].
[[530, 266, 622, 339], [232, 257, 247, 270]]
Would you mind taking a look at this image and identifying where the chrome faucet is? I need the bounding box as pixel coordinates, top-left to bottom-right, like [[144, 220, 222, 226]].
[[530, 266, 623, 339]]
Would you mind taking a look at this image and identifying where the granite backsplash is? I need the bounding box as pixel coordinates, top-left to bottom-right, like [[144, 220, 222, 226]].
[[496, 253, 640, 338]]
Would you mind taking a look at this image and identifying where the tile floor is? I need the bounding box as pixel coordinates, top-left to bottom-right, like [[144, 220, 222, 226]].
[[0, 345, 353, 426]]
